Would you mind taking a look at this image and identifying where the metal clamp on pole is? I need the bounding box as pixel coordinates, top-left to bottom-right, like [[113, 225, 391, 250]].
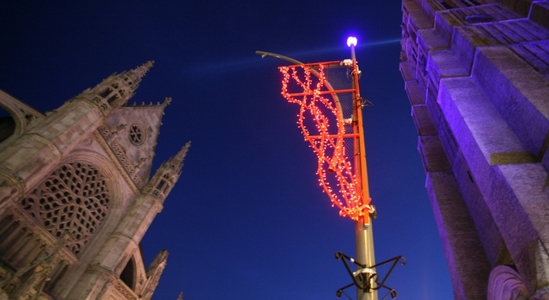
[[335, 251, 406, 300]]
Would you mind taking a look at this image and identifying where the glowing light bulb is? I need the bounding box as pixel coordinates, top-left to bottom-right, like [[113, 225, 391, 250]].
[[347, 36, 358, 47]]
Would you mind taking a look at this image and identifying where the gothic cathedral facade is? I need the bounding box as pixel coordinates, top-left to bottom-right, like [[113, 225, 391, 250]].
[[401, 0, 549, 299], [0, 62, 189, 299]]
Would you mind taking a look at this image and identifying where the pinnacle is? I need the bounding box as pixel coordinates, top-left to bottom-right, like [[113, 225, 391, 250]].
[[168, 141, 191, 172], [175, 141, 191, 162], [130, 61, 155, 80]]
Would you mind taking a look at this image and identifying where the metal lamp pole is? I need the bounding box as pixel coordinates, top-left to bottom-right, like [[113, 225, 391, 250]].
[[348, 37, 378, 300]]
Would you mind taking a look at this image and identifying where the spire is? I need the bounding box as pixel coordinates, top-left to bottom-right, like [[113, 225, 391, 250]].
[[141, 249, 168, 299], [142, 141, 191, 202], [168, 141, 191, 175], [72, 61, 155, 115], [122, 61, 154, 90]]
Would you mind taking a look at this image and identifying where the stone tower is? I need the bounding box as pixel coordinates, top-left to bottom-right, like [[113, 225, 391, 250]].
[[0, 62, 189, 299], [400, 0, 549, 299]]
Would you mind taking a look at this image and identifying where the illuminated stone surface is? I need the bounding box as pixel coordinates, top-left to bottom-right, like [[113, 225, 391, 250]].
[[401, 0, 549, 299]]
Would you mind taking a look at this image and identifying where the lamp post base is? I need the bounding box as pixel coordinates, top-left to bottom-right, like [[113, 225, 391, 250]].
[[356, 220, 378, 300]]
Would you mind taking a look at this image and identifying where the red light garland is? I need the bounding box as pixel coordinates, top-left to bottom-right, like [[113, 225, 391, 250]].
[[279, 62, 372, 221]]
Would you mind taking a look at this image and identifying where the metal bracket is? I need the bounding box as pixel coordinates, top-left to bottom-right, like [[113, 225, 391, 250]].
[[335, 252, 406, 300]]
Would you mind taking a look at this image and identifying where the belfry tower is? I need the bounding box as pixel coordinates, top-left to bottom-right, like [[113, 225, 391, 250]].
[[0, 62, 188, 299], [400, 0, 549, 299]]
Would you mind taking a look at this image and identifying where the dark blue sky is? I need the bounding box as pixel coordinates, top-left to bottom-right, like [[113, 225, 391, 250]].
[[0, 1, 453, 299]]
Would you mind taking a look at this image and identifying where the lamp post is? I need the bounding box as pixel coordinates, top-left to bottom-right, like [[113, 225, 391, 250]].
[[347, 36, 378, 300], [257, 36, 404, 300]]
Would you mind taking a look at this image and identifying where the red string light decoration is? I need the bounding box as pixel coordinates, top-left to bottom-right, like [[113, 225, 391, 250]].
[[279, 61, 372, 221]]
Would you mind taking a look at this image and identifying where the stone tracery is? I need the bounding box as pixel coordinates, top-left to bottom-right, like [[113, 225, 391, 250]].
[[129, 124, 145, 146], [20, 162, 110, 255]]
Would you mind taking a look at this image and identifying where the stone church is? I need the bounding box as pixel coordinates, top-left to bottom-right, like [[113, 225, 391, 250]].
[[401, 0, 549, 299], [0, 62, 189, 299]]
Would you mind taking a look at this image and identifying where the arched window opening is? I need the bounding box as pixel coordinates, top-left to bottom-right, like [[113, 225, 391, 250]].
[[0, 106, 15, 143], [120, 257, 136, 290]]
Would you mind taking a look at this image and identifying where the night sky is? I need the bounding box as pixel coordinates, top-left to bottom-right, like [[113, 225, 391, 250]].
[[0, 1, 453, 299]]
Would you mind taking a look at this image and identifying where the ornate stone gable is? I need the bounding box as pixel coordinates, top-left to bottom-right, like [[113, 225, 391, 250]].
[[103, 98, 171, 186]]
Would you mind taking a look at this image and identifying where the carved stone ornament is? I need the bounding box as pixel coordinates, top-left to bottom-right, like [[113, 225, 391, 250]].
[[487, 265, 529, 300]]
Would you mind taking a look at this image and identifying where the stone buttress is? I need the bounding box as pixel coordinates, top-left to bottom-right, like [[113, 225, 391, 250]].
[[401, 0, 549, 299]]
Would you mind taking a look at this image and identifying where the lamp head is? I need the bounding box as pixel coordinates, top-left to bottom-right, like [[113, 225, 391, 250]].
[[347, 36, 358, 47]]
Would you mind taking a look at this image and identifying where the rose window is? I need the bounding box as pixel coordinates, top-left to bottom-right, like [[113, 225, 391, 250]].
[[129, 124, 145, 146], [21, 162, 110, 255]]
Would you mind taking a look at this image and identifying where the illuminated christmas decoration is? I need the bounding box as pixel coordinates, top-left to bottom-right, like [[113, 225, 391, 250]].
[[259, 40, 404, 300], [261, 40, 403, 300], [279, 61, 372, 222]]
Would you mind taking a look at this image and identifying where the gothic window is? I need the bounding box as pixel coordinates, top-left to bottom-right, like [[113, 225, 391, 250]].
[[151, 173, 172, 199], [129, 124, 145, 146], [158, 174, 172, 193], [20, 162, 111, 255], [0, 117, 15, 143], [99, 88, 113, 99], [120, 257, 136, 290]]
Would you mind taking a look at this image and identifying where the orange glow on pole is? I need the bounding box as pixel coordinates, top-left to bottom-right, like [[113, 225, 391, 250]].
[[349, 40, 372, 226]]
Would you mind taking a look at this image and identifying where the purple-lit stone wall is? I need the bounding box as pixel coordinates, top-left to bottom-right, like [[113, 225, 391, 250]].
[[401, 0, 549, 299]]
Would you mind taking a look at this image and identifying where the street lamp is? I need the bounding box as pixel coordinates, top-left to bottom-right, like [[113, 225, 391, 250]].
[[344, 36, 377, 300], [256, 37, 404, 300]]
